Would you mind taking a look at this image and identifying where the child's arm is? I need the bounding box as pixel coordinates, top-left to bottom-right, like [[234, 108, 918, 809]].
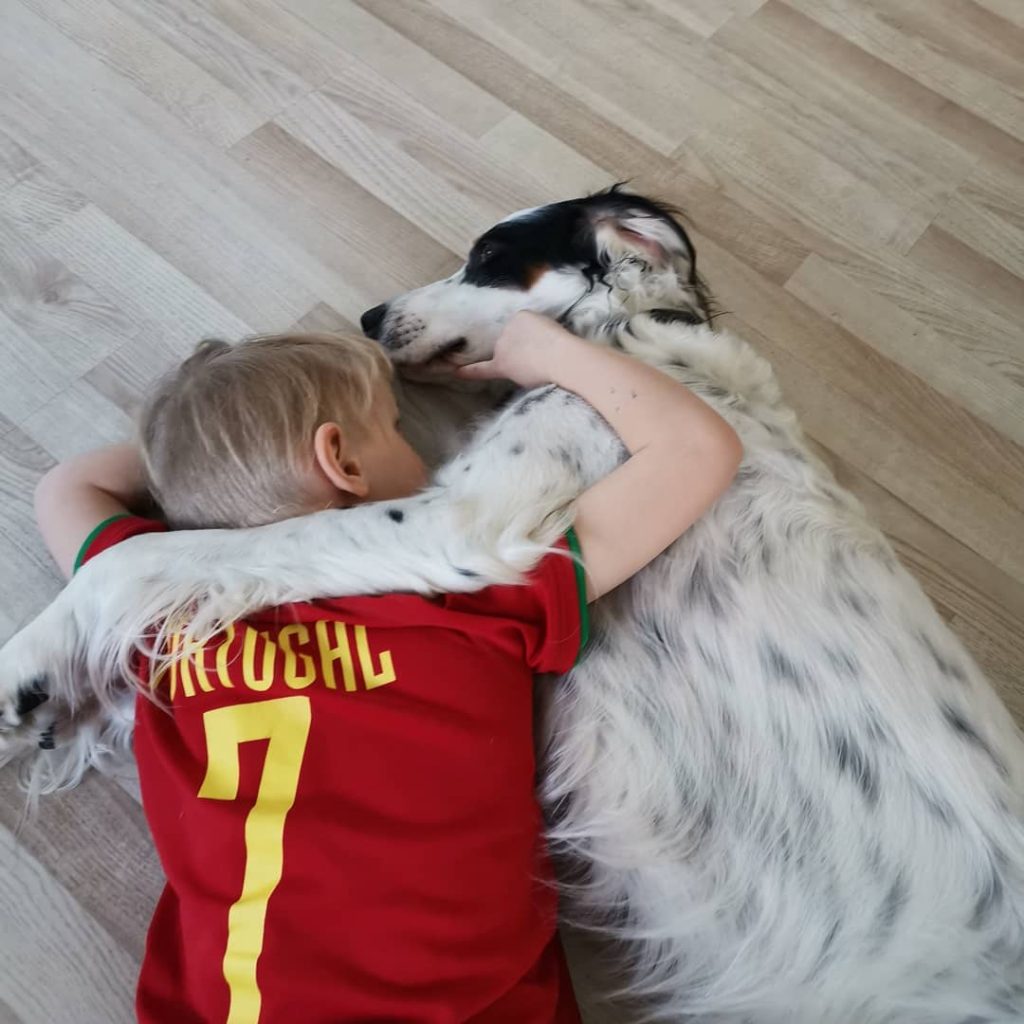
[[458, 312, 743, 601], [35, 444, 150, 579]]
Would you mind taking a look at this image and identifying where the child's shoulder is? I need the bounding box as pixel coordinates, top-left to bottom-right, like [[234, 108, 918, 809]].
[[76, 515, 168, 573]]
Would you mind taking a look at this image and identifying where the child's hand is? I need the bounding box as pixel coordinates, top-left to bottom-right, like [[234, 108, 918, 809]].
[[459, 311, 742, 603], [456, 312, 577, 389]]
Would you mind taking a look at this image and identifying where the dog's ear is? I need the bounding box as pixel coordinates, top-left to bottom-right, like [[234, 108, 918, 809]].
[[590, 196, 697, 281]]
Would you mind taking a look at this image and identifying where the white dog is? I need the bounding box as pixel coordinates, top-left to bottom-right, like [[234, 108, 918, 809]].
[[2, 190, 1022, 1023]]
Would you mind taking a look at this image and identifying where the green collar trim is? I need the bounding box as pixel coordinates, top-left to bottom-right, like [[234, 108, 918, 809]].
[[565, 527, 590, 664], [73, 514, 133, 574]]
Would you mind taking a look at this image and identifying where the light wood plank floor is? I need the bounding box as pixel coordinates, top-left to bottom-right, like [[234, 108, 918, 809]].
[[1, 2, 1022, 1020]]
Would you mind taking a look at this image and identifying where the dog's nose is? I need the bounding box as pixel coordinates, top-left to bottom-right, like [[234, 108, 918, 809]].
[[360, 303, 387, 339]]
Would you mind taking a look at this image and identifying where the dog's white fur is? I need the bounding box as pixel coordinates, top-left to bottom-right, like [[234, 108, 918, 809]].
[[2, 201, 1022, 1022]]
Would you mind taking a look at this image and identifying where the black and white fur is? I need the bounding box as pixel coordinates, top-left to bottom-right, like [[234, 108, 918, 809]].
[[1, 190, 1022, 1022]]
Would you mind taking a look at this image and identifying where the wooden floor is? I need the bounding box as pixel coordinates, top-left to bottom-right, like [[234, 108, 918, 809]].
[[0, 1, 1022, 1020]]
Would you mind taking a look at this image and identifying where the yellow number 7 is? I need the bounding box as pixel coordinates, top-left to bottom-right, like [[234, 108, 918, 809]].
[[199, 696, 312, 1024]]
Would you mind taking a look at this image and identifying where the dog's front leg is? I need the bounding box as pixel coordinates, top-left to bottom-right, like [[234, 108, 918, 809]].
[[0, 386, 613, 779]]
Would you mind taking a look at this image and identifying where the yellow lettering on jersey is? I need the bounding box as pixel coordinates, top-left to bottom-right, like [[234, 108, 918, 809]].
[[199, 696, 311, 1024], [278, 624, 315, 690], [215, 623, 237, 689], [179, 648, 197, 698], [183, 631, 215, 693], [158, 619, 397, 699], [314, 620, 356, 692], [169, 632, 196, 698], [241, 626, 276, 692], [354, 625, 396, 691]]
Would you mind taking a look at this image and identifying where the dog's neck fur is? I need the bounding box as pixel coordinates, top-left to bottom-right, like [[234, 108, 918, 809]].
[[564, 253, 706, 341]]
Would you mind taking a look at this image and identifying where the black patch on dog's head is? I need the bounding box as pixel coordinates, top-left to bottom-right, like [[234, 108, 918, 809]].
[[463, 186, 708, 310], [463, 203, 598, 290]]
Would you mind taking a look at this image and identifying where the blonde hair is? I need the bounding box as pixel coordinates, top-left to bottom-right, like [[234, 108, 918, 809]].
[[140, 332, 392, 529]]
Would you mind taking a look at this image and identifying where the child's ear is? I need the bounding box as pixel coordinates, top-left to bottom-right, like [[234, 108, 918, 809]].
[[313, 422, 370, 499]]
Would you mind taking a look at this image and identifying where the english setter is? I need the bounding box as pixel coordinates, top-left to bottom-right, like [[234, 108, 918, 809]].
[[2, 189, 1022, 1023]]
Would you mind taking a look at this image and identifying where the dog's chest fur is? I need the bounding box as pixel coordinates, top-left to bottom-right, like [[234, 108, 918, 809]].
[[427, 313, 1024, 1022]]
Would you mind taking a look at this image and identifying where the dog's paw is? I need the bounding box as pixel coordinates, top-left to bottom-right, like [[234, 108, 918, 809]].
[[0, 676, 61, 756], [0, 612, 73, 759]]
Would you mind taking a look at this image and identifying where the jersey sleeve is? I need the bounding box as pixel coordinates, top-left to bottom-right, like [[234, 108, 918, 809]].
[[519, 529, 589, 673], [450, 529, 589, 675], [74, 514, 170, 573]]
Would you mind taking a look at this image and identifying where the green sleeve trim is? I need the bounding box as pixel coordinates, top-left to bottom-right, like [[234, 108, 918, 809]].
[[565, 527, 590, 664], [73, 514, 134, 574]]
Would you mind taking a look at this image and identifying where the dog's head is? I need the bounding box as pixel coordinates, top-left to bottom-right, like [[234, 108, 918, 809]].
[[360, 187, 711, 370]]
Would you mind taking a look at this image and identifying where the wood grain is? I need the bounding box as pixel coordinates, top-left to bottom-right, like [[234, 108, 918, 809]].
[[0, 823, 138, 1024], [0, 1, 1021, 1019]]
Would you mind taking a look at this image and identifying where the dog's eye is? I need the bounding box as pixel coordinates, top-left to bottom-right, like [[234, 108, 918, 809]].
[[477, 243, 498, 263]]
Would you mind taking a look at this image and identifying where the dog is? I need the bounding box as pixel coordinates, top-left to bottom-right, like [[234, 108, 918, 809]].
[[1, 189, 1022, 1022]]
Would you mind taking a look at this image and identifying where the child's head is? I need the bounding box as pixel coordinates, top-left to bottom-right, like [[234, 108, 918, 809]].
[[140, 332, 426, 529]]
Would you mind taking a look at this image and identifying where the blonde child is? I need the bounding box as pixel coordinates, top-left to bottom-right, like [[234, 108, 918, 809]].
[[35, 313, 741, 1023]]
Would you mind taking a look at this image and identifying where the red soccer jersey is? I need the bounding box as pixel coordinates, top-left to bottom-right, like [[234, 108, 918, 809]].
[[79, 515, 588, 1024]]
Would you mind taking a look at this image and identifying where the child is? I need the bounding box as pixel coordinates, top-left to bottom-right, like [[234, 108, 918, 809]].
[[34, 314, 741, 1024]]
